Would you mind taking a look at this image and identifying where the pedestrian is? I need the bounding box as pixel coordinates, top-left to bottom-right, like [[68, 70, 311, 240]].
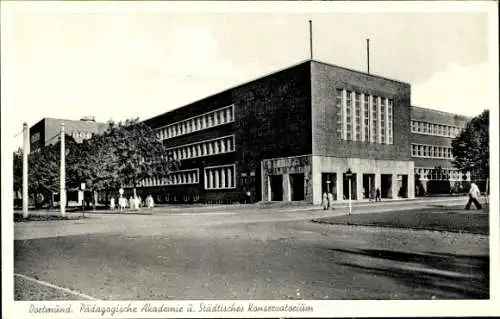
[[322, 192, 329, 210], [109, 196, 115, 211], [129, 196, 135, 211], [375, 188, 381, 202], [147, 194, 155, 209], [135, 196, 141, 210], [327, 191, 334, 210], [118, 196, 125, 212], [465, 181, 482, 210]]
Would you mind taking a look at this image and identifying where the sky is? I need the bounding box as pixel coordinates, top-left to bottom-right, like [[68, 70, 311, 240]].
[[1, 2, 498, 151]]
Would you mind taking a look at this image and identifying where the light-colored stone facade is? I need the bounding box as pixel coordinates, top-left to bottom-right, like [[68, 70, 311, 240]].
[[311, 156, 414, 205], [261, 154, 414, 205]]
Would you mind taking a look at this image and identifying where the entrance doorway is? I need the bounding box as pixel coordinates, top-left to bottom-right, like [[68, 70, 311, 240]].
[[342, 172, 357, 200], [269, 175, 283, 201], [362, 174, 375, 199], [381, 174, 393, 199], [290, 173, 305, 201], [397, 174, 408, 198], [321, 173, 337, 200]]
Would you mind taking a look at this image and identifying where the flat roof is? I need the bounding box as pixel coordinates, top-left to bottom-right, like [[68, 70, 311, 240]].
[[311, 59, 411, 86], [144, 59, 410, 123], [143, 59, 311, 123], [411, 106, 473, 120]]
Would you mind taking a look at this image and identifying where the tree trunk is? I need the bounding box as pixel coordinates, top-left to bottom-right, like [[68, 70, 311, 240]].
[[50, 192, 54, 210], [105, 188, 109, 207], [92, 190, 97, 211]]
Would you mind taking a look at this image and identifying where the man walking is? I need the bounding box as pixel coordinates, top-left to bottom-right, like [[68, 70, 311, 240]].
[[375, 188, 381, 202], [465, 181, 482, 210], [327, 191, 334, 210], [322, 192, 329, 210]]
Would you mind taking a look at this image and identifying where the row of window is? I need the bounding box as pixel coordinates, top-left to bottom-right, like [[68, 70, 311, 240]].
[[415, 167, 470, 181], [204, 164, 236, 190], [156, 105, 234, 140], [336, 89, 393, 144], [411, 120, 463, 138], [411, 143, 453, 159], [140, 164, 237, 190], [140, 169, 199, 187], [167, 135, 235, 161]]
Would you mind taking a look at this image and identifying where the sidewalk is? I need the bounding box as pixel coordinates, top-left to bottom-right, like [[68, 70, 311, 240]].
[[13, 196, 471, 217]]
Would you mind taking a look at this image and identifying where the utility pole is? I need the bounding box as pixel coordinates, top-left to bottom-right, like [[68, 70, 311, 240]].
[[309, 20, 314, 60], [22, 122, 29, 218], [60, 123, 66, 217]]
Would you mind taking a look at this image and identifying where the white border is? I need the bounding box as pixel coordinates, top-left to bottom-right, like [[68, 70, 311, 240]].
[[2, 1, 499, 318]]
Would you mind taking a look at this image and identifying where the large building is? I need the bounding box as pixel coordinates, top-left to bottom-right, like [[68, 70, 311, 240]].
[[140, 59, 450, 205], [410, 106, 471, 196], [29, 116, 108, 152]]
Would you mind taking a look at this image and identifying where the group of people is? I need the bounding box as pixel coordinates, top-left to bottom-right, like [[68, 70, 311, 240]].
[[322, 192, 335, 210], [109, 194, 155, 212], [323, 187, 382, 210]]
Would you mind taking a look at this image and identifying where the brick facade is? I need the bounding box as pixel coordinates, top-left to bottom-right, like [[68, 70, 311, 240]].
[[311, 61, 412, 160], [139, 60, 470, 204]]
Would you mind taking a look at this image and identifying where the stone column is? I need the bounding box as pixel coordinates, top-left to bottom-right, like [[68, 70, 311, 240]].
[[392, 174, 398, 199], [375, 173, 381, 194], [356, 172, 363, 200], [336, 172, 343, 201], [311, 156, 322, 205], [283, 173, 291, 202]]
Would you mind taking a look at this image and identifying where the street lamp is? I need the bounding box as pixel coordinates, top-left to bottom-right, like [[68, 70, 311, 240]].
[[81, 182, 86, 216], [345, 168, 352, 215]]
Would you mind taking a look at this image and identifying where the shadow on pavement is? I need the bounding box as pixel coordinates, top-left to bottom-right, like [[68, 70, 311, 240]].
[[324, 247, 489, 299]]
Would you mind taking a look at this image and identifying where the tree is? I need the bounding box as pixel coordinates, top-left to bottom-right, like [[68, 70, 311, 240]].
[[13, 148, 23, 194], [27, 135, 80, 208], [451, 110, 489, 182], [110, 118, 179, 197], [70, 118, 179, 207]]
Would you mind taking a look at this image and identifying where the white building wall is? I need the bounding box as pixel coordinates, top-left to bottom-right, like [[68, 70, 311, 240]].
[[312, 155, 415, 205]]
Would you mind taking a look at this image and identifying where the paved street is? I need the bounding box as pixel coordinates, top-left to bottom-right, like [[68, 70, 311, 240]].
[[14, 197, 489, 300]]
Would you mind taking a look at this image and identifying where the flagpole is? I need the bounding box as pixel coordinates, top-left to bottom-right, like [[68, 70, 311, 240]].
[[309, 20, 313, 60], [367, 38, 370, 74]]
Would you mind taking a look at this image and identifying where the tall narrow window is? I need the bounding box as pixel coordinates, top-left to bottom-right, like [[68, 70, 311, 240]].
[[346, 91, 352, 141], [387, 99, 393, 144], [363, 95, 370, 141], [380, 99, 386, 144], [371, 96, 377, 143], [204, 165, 236, 190], [335, 89, 343, 140], [355, 92, 361, 141]]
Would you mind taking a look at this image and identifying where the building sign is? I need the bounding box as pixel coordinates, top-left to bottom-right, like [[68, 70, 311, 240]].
[[30, 132, 40, 144], [263, 156, 310, 174]]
